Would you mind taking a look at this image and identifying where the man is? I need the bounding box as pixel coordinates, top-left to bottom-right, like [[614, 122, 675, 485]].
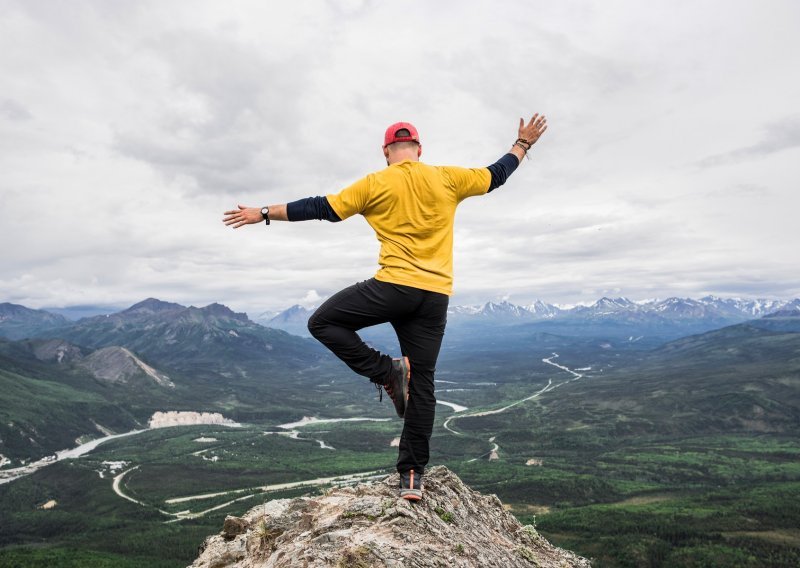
[[223, 114, 547, 500]]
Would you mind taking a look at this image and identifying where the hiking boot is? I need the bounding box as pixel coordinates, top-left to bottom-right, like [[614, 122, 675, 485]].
[[380, 356, 410, 418], [399, 468, 423, 501]]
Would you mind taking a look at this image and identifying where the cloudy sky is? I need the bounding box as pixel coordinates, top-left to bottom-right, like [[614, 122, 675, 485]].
[[1, 0, 798, 316]]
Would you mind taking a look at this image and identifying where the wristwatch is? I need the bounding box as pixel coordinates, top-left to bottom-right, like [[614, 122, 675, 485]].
[[260, 206, 270, 226]]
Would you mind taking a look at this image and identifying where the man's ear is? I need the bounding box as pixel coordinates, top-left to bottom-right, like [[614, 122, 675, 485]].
[[417, 145, 422, 158]]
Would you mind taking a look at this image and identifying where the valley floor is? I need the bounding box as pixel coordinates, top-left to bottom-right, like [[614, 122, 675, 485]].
[[2, 341, 800, 567]]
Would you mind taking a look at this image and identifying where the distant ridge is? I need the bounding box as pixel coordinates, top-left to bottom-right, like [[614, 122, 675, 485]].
[[121, 297, 185, 315], [257, 295, 800, 340], [443, 296, 798, 326], [0, 302, 68, 340]]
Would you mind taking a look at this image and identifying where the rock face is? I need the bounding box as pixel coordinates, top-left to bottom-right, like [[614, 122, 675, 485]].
[[30, 339, 85, 364], [189, 466, 590, 568], [77, 346, 174, 387]]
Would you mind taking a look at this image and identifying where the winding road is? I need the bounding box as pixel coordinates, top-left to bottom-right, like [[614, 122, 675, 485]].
[[111, 465, 385, 521], [0, 429, 147, 486]]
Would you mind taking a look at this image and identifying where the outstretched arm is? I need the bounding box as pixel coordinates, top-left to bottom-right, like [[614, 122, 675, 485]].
[[223, 197, 342, 229]]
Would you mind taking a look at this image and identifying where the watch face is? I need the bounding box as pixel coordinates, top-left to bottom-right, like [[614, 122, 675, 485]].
[[261, 207, 268, 215]]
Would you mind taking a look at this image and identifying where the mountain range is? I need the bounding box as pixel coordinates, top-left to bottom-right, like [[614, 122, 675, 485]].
[[447, 295, 796, 324], [5, 296, 796, 343], [258, 296, 800, 341]]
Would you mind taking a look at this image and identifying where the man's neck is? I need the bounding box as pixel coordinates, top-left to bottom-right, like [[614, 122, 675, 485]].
[[387, 153, 420, 165]]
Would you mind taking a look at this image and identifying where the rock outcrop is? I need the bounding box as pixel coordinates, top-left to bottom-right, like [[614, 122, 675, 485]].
[[148, 411, 237, 429], [190, 466, 590, 568]]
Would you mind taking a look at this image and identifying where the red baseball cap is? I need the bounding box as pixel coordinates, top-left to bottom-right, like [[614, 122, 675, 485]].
[[383, 122, 420, 148]]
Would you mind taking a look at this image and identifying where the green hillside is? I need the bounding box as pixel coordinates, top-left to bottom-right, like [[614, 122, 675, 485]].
[[534, 331, 800, 441], [0, 366, 140, 461]]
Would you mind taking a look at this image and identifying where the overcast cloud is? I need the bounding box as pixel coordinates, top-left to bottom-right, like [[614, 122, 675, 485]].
[[1, 0, 798, 315]]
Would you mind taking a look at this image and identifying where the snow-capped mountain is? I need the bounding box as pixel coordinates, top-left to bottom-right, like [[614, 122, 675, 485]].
[[652, 297, 703, 313], [447, 304, 484, 317], [474, 301, 535, 319], [648, 297, 729, 321], [763, 299, 800, 319], [570, 297, 640, 318], [526, 300, 564, 319], [447, 300, 559, 323], [697, 296, 791, 318], [442, 295, 800, 334]]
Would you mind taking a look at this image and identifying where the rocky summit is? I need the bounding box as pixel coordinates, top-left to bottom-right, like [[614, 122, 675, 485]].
[[189, 466, 590, 568]]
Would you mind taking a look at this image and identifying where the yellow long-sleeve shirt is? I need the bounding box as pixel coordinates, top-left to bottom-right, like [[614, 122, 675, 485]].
[[326, 160, 490, 296]]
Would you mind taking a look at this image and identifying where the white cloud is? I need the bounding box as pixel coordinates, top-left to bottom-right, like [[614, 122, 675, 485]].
[[1, 0, 799, 314], [300, 290, 323, 308]]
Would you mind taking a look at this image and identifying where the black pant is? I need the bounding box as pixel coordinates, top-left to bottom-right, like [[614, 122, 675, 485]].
[[308, 278, 448, 475]]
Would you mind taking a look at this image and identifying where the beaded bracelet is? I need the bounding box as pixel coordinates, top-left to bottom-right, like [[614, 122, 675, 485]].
[[513, 141, 532, 159]]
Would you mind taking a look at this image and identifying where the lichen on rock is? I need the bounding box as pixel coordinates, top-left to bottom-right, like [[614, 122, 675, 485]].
[[189, 466, 590, 568]]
